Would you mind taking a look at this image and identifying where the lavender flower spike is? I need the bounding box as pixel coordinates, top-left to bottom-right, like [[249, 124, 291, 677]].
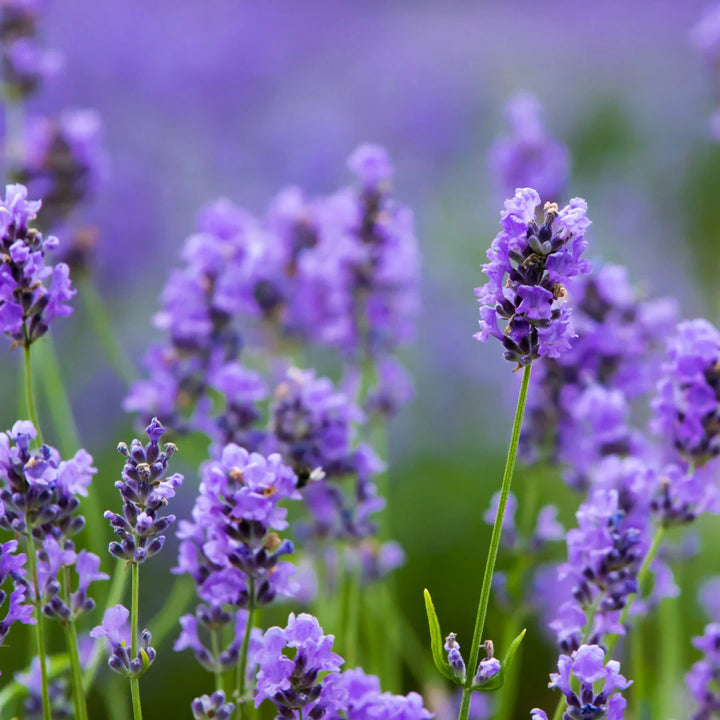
[[105, 417, 183, 564], [474, 188, 591, 366], [540, 644, 630, 720], [0, 184, 76, 346]]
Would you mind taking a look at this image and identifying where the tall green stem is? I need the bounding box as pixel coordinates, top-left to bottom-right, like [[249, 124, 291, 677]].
[[62, 567, 89, 720], [211, 629, 225, 692], [129, 562, 143, 720], [26, 532, 51, 720], [24, 342, 44, 445], [457, 363, 532, 720], [236, 578, 255, 720], [35, 336, 105, 556]]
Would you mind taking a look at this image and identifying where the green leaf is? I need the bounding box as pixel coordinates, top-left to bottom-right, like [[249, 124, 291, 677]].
[[470, 628, 527, 692], [423, 588, 458, 682]]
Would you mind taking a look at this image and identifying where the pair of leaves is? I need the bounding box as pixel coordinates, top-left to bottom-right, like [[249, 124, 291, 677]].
[[423, 588, 527, 692]]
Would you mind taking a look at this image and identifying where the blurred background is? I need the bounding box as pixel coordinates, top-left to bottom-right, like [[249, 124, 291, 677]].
[[2, 0, 720, 717]]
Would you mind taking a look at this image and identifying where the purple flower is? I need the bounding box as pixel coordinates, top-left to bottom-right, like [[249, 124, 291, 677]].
[[687, 623, 720, 720], [174, 444, 299, 610], [521, 263, 677, 483], [90, 604, 156, 678], [0, 184, 76, 346], [474, 189, 591, 366], [191, 691, 234, 720], [488, 94, 569, 203], [17, 109, 107, 230], [332, 667, 432, 719], [548, 645, 630, 720], [255, 612, 345, 718], [651, 319, 720, 464], [444, 633, 466, 683], [105, 418, 183, 564], [270, 366, 364, 485]]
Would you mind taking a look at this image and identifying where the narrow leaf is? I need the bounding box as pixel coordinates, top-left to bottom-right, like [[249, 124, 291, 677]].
[[423, 588, 457, 682]]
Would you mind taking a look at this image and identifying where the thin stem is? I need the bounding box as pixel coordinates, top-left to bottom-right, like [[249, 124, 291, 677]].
[[211, 629, 225, 692], [35, 336, 105, 556], [77, 276, 136, 385], [457, 363, 532, 720], [235, 578, 255, 720], [343, 565, 362, 669], [129, 561, 143, 720], [62, 567, 89, 720], [24, 341, 44, 445], [26, 532, 51, 720]]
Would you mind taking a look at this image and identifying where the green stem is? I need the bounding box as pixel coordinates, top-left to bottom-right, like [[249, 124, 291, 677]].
[[457, 363, 532, 720], [77, 276, 136, 385], [630, 620, 647, 720], [62, 567, 88, 720], [26, 532, 51, 720], [343, 564, 362, 669], [129, 562, 143, 720], [24, 342, 44, 445], [211, 629, 225, 692], [35, 336, 105, 555], [235, 578, 255, 720]]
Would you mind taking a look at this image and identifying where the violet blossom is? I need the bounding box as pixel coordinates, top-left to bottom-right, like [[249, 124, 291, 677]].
[[0, 184, 75, 346], [474, 188, 591, 366], [104, 417, 183, 564]]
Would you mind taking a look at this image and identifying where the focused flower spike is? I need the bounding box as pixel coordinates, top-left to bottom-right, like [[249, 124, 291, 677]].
[[474, 188, 591, 366], [105, 418, 183, 564]]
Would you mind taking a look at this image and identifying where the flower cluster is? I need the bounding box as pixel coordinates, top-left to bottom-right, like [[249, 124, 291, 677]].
[[0, 184, 75, 346], [255, 612, 344, 718], [255, 613, 432, 720], [521, 263, 677, 486], [90, 604, 156, 679], [0, 538, 31, 642], [692, 4, 720, 139], [488, 93, 569, 202], [0, 0, 61, 100], [549, 487, 648, 652], [474, 188, 591, 366], [687, 623, 720, 720], [0, 420, 105, 624], [532, 645, 630, 720], [270, 367, 363, 485], [125, 144, 419, 435], [14, 109, 106, 228], [651, 319, 720, 465], [174, 444, 299, 609], [191, 691, 235, 720], [104, 418, 183, 564]]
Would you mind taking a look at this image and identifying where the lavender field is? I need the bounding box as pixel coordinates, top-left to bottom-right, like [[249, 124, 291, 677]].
[[0, 2, 720, 719]]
